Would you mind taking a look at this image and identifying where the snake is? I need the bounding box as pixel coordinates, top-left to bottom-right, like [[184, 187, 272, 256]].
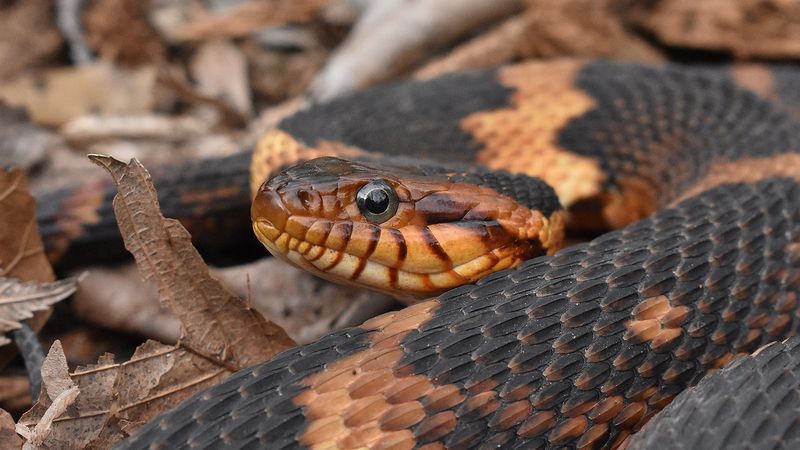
[[627, 335, 800, 449], [43, 59, 800, 449]]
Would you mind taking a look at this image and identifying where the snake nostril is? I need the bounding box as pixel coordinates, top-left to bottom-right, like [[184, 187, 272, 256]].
[[298, 190, 312, 209]]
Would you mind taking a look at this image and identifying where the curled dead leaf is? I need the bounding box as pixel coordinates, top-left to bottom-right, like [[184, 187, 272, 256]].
[[0, 276, 83, 347], [88, 154, 294, 369]]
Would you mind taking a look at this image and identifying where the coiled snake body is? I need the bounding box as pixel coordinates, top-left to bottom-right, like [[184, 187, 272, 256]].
[[72, 59, 800, 449]]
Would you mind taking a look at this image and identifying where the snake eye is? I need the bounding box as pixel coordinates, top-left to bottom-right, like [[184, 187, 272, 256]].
[[356, 180, 398, 223]]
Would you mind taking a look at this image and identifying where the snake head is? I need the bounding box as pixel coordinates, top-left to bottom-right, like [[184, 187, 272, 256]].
[[252, 156, 564, 302]]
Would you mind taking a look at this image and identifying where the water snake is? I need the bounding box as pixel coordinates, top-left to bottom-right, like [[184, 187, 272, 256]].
[[47, 59, 800, 448]]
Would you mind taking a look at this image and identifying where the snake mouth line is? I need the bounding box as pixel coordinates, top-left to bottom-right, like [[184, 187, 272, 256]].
[[253, 219, 532, 300]]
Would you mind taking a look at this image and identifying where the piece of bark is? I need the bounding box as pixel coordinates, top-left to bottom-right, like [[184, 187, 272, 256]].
[[311, 0, 525, 101], [61, 114, 209, 145]]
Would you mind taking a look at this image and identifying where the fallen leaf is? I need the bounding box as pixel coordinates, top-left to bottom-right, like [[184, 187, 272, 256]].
[[17, 155, 295, 448], [190, 40, 253, 118], [89, 155, 294, 369], [0, 276, 82, 347], [0, 407, 22, 450], [0, 63, 156, 127], [0, 167, 56, 369], [0, 168, 54, 284], [18, 340, 230, 447]]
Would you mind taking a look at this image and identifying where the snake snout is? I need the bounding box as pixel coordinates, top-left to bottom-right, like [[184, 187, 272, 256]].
[[251, 186, 289, 243]]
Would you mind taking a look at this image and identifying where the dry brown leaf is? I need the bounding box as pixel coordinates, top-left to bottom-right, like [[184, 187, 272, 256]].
[[0, 168, 54, 284], [18, 340, 230, 448], [0, 277, 82, 347], [0, 63, 156, 127], [89, 155, 294, 369], [0, 407, 22, 450], [0, 168, 55, 367], [18, 155, 294, 447]]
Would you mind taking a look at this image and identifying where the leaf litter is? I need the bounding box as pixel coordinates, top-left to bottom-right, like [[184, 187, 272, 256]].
[[16, 156, 294, 448]]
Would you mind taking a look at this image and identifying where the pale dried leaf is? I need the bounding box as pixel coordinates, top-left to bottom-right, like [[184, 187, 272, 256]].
[[89, 155, 294, 369], [0, 277, 81, 347], [0, 408, 22, 450], [38, 341, 75, 402], [190, 40, 252, 117], [22, 386, 79, 448]]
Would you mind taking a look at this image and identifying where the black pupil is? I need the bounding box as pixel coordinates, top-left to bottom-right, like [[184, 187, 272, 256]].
[[365, 188, 389, 214]]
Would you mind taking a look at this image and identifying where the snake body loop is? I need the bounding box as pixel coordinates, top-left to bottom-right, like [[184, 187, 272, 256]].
[[95, 60, 800, 449]]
